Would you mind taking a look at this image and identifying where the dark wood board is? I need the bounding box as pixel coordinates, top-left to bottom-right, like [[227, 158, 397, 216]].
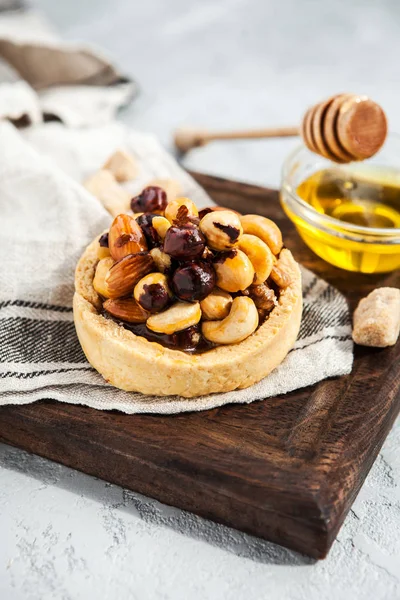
[[1, 172, 399, 559]]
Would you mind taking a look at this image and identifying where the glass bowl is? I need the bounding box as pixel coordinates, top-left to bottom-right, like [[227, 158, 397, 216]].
[[280, 133, 400, 273]]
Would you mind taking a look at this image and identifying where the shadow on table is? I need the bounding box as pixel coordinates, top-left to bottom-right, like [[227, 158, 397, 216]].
[[0, 442, 315, 567]]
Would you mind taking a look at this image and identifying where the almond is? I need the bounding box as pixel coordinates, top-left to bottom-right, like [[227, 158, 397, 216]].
[[106, 252, 154, 298], [103, 298, 150, 323], [108, 214, 148, 261]]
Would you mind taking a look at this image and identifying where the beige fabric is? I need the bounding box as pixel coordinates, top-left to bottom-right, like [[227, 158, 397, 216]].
[[0, 10, 136, 126], [0, 38, 124, 89], [0, 121, 354, 414]]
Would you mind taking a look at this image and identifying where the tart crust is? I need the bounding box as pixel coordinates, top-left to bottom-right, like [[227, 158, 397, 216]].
[[73, 236, 302, 397]]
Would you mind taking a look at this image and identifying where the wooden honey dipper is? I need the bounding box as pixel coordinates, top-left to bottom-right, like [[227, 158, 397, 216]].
[[174, 94, 387, 163]]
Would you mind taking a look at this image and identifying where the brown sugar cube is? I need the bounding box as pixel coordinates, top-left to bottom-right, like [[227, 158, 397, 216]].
[[103, 150, 139, 182], [83, 170, 131, 217], [146, 178, 183, 202], [353, 287, 400, 347]]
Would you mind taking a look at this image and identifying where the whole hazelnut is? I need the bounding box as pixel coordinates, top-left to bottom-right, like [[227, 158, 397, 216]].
[[172, 261, 216, 302], [131, 186, 167, 214], [163, 224, 205, 260], [134, 272, 172, 313], [200, 210, 243, 251], [136, 213, 161, 249]]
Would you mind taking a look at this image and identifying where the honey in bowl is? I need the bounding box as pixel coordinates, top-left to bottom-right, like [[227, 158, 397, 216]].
[[297, 167, 400, 228], [287, 164, 400, 273]]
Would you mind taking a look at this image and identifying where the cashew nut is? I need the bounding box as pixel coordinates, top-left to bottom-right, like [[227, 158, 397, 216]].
[[214, 249, 255, 292], [238, 234, 274, 284], [165, 197, 198, 223], [202, 297, 259, 344], [200, 288, 233, 320], [93, 257, 115, 298], [97, 245, 111, 260], [240, 215, 283, 255], [150, 247, 172, 272], [146, 301, 201, 334], [152, 216, 171, 239], [199, 210, 243, 251]]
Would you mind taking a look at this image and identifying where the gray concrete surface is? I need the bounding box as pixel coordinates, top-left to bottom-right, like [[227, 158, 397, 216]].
[[1, 0, 400, 598]]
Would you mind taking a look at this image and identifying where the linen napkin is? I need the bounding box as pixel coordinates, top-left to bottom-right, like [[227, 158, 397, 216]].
[[0, 121, 354, 414], [0, 8, 137, 127]]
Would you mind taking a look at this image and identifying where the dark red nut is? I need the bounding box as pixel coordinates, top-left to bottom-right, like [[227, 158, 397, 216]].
[[136, 213, 161, 249], [134, 273, 172, 313], [171, 261, 216, 302], [131, 186, 167, 213], [173, 324, 202, 351], [148, 324, 203, 352], [98, 232, 109, 247], [198, 207, 214, 220], [139, 283, 170, 312], [163, 225, 205, 260]]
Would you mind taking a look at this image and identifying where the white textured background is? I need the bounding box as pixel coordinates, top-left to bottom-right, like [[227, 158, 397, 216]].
[[1, 0, 400, 598]]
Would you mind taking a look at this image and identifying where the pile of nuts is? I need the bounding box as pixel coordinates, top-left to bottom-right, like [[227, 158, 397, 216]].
[[93, 186, 292, 352]]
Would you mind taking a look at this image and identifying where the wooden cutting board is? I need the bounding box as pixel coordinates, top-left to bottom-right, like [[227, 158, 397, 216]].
[[1, 172, 399, 559]]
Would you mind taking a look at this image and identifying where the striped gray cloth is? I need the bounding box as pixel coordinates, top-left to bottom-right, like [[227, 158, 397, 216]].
[[0, 121, 354, 414]]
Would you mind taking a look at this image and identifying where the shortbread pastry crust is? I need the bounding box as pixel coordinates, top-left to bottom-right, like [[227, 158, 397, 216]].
[[73, 236, 302, 397]]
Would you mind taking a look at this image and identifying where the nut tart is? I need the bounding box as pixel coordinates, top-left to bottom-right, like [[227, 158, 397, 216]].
[[74, 188, 302, 397]]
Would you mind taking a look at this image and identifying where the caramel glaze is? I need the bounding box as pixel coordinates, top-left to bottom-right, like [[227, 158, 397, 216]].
[[101, 283, 279, 354], [102, 311, 216, 354], [101, 274, 280, 354]]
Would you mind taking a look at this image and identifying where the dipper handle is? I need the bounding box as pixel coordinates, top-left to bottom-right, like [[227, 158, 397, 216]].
[[174, 94, 387, 163], [174, 125, 299, 153]]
